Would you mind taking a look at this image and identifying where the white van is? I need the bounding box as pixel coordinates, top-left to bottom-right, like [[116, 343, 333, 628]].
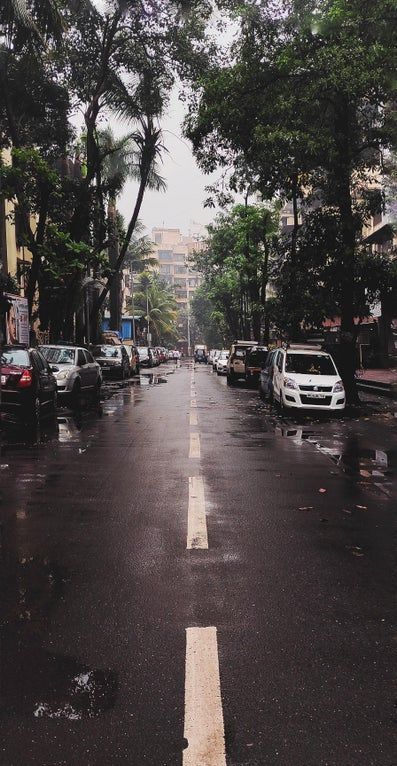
[[272, 346, 345, 411]]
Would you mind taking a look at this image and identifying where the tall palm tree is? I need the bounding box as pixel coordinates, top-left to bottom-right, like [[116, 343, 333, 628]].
[[92, 113, 167, 325], [99, 129, 161, 330], [131, 273, 178, 345]]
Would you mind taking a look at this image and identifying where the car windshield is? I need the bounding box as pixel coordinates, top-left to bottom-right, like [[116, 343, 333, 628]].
[[93, 346, 122, 358], [234, 349, 246, 359], [248, 349, 268, 366], [285, 353, 337, 375], [41, 347, 75, 364], [0, 348, 30, 366], [219, 351, 228, 359]]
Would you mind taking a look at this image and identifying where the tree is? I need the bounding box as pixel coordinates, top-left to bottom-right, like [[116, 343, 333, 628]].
[[192, 203, 277, 342], [190, 286, 226, 348], [185, 0, 397, 402], [1, 0, 211, 341], [129, 272, 178, 345]]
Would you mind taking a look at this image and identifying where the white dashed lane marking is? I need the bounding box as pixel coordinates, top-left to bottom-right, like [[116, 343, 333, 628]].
[[183, 627, 227, 766], [189, 432, 200, 459], [187, 476, 208, 549], [189, 412, 198, 426]]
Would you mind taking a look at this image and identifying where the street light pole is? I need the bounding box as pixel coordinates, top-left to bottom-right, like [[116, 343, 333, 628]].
[[146, 286, 150, 344], [130, 268, 135, 343], [187, 299, 191, 357]]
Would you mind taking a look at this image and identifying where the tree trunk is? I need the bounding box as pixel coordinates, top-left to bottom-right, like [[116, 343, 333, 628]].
[[91, 163, 150, 337], [288, 174, 302, 340], [261, 238, 270, 344], [379, 291, 392, 368], [334, 103, 360, 405], [108, 199, 121, 331]]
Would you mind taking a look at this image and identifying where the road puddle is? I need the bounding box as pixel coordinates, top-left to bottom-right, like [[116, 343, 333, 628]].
[[1, 555, 117, 719], [277, 426, 393, 496], [138, 373, 167, 385]]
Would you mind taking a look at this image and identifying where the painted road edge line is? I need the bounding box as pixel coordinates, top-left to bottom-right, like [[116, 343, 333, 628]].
[[187, 476, 208, 549], [183, 627, 226, 766], [189, 432, 201, 459]]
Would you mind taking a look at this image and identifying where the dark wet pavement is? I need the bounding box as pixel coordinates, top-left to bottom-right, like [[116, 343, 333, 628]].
[[0, 361, 395, 765]]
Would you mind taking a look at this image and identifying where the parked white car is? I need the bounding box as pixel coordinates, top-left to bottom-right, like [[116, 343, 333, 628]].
[[215, 350, 229, 375], [271, 346, 345, 412], [211, 349, 221, 369]]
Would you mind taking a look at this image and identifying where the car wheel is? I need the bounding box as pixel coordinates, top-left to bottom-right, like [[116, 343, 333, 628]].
[[51, 390, 58, 412], [71, 380, 81, 409], [227, 374, 234, 386], [34, 396, 41, 420], [93, 380, 101, 403]]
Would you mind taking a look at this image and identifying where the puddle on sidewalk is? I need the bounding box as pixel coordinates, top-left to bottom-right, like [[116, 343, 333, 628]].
[[277, 426, 393, 496]]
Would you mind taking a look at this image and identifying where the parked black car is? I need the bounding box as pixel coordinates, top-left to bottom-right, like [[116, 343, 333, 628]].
[[0, 345, 57, 422], [258, 349, 278, 401], [245, 346, 268, 386], [91, 345, 130, 379]]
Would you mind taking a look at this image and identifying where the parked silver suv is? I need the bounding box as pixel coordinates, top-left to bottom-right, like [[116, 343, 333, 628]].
[[40, 345, 102, 405]]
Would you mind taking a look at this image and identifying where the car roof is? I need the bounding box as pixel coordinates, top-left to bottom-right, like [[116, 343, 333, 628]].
[[41, 344, 78, 350], [284, 348, 330, 356]]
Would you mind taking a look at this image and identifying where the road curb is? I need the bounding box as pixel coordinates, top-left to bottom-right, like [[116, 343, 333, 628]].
[[357, 379, 397, 399]]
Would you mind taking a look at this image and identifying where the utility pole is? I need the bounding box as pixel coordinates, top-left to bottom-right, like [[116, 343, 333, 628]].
[[130, 268, 135, 343], [187, 301, 191, 356], [146, 286, 150, 345]]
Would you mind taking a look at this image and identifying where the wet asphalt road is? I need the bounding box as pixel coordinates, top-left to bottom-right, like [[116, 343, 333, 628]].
[[0, 361, 396, 765]]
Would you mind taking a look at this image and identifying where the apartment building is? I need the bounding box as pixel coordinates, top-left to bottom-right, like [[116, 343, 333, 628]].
[[151, 227, 205, 309], [0, 149, 32, 295]]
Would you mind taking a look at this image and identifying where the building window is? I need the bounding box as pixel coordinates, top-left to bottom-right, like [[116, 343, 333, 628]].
[[160, 264, 172, 274], [155, 233, 162, 244], [158, 250, 172, 261]]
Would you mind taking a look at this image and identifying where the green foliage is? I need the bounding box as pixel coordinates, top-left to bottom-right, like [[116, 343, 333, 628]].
[[191, 285, 227, 348], [185, 0, 397, 398], [128, 272, 179, 344], [0, 0, 210, 340], [192, 203, 277, 341]]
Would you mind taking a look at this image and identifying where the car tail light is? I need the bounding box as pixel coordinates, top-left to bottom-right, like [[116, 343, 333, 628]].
[[18, 369, 33, 388]]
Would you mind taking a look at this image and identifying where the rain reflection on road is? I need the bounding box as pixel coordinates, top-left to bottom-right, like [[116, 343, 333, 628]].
[[276, 424, 393, 497]]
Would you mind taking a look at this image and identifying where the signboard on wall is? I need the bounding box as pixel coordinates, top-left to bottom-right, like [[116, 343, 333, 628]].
[[5, 294, 29, 345]]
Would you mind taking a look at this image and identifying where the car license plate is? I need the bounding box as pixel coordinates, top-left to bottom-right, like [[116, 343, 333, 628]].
[[1, 375, 6, 385], [308, 393, 327, 398]]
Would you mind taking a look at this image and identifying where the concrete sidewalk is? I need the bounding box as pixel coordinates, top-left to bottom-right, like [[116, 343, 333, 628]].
[[358, 368, 397, 397]]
